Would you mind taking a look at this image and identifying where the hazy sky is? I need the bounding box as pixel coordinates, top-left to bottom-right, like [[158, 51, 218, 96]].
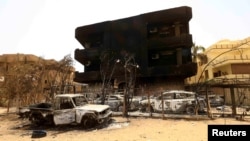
[[0, 0, 250, 71]]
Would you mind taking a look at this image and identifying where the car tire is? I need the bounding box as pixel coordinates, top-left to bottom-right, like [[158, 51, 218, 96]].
[[144, 105, 154, 113], [118, 106, 123, 112], [31, 130, 47, 138], [81, 114, 97, 129], [139, 104, 153, 113], [129, 103, 136, 111], [186, 106, 195, 115]]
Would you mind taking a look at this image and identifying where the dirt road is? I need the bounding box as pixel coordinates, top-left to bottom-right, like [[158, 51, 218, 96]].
[[0, 107, 249, 141]]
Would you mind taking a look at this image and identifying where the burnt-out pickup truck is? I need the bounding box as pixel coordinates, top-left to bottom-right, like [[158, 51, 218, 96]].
[[23, 94, 112, 128]]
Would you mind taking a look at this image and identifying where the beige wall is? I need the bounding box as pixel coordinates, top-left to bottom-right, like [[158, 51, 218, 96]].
[[186, 37, 250, 85], [185, 37, 250, 105], [0, 53, 75, 90]]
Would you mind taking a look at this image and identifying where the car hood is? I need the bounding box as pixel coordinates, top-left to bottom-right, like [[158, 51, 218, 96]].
[[76, 104, 110, 112]]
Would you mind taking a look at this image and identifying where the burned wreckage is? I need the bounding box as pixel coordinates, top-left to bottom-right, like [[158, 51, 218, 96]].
[[18, 6, 198, 128], [139, 90, 206, 114], [20, 94, 112, 128], [74, 6, 197, 92]]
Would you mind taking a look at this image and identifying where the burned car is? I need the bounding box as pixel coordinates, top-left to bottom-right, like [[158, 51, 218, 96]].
[[139, 90, 206, 114], [207, 95, 224, 107], [111, 94, 141, 111], [93, 94, 141, 112], [93, 95, 122, 112], [20, 94, 112, 128]]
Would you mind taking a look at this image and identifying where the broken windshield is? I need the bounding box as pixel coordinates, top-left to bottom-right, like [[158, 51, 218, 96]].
[[72, 96, 88, 106]]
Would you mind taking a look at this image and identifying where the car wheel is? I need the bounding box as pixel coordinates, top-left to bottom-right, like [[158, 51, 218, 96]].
[[31, 130, 47, 138], [81, 115, 97, 129], [186, 106, 195, 115], [129, 103, 136, 111], [139, 104, 153, 113], [30, 113, 45, 126], [117, 105, 123, 112]]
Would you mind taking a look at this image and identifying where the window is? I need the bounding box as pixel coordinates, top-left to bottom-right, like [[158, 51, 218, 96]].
[[152, 54, 159, 59], [159, 93, 174, 100], [72, 96, 88, 106], [205, 70, 209, 79], [60, 98, 74, 109]]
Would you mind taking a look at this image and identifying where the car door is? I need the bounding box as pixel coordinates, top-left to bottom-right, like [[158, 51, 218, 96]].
[[170, 93, 185, 112], [155, 93, 173, 111], [53, 97, 76, 125], [106, 95, 121, 111]]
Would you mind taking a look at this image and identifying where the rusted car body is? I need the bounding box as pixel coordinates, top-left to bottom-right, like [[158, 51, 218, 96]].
[[26, 94, 112, 128], [140, 90, 206, 114]]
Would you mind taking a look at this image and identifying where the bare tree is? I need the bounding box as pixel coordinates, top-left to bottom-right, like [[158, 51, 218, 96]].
[[99, 49, 139, 116], [41, 54, 74, 100], [99, 50, 117, 104], [2, 54, 75, 112], [122, 51, 138, 117], [4, 62, 43, 112]]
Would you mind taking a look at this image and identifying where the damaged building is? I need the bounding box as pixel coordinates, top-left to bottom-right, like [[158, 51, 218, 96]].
[[74, 6, 197, 95]]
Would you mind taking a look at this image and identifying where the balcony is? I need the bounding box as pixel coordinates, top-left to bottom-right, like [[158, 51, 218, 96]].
[[211, 55, 250, 67], [147, 34, 192, 50]]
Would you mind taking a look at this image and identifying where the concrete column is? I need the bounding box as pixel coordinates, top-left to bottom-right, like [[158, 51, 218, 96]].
[[174, 22, 181, 36], [176, 48, 182, 65], [230, 87, 237, 116]]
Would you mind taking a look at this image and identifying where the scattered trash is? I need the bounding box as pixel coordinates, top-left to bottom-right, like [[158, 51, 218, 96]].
[[105, 122, 130, 130]]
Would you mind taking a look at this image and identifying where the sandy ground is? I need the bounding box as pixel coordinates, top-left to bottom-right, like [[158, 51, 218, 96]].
[[0, 107, 249, 141]]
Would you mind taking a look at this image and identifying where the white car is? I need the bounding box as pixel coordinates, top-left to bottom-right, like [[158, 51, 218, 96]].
[[139, 90, 206, 114], [107, 94, 141, 111], [27, 94, 112, 128], [93, 95, 122, 111]]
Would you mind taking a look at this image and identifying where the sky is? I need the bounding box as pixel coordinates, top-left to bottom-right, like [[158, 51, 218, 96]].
[[0, 0, 250, 71]]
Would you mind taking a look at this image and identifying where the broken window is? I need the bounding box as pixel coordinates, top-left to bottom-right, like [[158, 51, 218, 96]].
[[59, 98, 74, 110]]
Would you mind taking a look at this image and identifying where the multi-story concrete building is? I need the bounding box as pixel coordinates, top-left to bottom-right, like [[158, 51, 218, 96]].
[[185, 37, 250, 109], [74, 6, 196, 95]]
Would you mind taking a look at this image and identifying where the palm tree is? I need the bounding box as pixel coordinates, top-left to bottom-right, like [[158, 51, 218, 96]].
[[191, 43, 206, 63]]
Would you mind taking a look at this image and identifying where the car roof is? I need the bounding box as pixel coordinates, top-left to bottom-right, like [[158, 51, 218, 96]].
[[55, 93, 85, 98], [162, 90, 195, 95], [112, 94, 124, 97]]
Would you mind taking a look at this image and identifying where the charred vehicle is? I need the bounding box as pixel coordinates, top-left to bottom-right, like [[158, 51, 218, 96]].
[[111, 94, 141, 111], [139, 90, 206, 114], [25, 94, 112, 128], [93, 95, 122, 112], [93, 94, 140, 112]]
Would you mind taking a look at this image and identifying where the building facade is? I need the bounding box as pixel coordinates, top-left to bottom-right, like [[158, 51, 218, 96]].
[[185, 37, 250, 106], [0, 54, 75, 106], [74, 6, 196, 95]]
